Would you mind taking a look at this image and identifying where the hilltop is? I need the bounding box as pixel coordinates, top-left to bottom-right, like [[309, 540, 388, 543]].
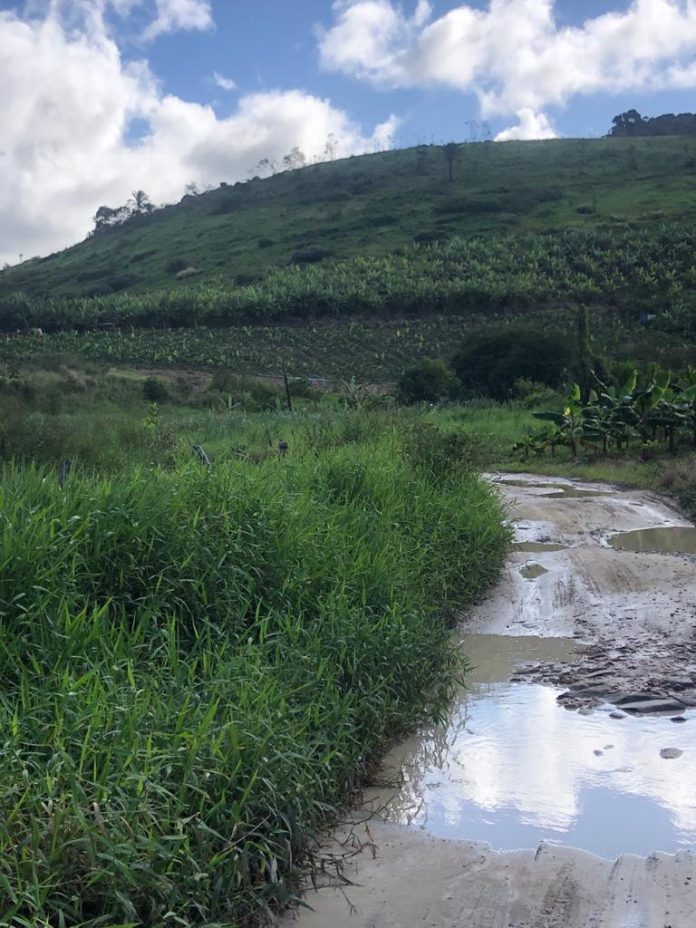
[[3, 135, 696, 301]]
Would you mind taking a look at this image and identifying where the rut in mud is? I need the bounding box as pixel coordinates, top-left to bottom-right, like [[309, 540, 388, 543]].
[[281, 475, 696, 928]]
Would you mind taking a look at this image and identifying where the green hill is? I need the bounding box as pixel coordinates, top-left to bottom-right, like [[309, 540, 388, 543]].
[[3, 135, 696, 301]]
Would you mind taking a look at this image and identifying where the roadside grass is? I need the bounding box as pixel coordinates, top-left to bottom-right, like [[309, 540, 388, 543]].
[[1, 358, 693, 521], [0, 412, 509, 927]]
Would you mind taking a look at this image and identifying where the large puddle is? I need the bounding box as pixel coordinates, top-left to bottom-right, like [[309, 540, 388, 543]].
[[609, 527, 696, 555], [499, 479, 606, 499], [366, 635, 696, 860]]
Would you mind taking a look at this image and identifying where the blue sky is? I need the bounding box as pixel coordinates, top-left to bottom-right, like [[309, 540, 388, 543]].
[[3, 0, 696, 261], [120, 1, 696, 142]]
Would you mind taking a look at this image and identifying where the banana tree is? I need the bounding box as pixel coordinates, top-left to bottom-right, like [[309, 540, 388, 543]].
[[533, 385, 603, 457]]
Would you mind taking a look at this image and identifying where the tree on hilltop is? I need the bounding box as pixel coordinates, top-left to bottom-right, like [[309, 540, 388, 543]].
[[442, 142, 458, 182]]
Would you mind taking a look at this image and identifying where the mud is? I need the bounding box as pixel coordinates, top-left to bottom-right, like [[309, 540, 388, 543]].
[[280, 475, 696, 928]]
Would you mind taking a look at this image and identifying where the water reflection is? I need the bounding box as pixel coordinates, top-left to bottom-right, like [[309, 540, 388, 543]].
[[609, 527, 696, 555], [367, 636, 696, 859]]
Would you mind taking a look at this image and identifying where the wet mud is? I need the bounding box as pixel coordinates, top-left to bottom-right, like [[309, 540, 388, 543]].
[[280, 475, 696, 928]]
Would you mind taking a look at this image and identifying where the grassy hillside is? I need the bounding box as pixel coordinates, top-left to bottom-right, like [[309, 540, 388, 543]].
[[3, 135, 696, 299]]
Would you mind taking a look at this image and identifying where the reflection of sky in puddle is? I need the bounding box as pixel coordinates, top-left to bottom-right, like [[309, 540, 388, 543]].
[[372, 637, 696, 860], [609, 527, 696, 555]]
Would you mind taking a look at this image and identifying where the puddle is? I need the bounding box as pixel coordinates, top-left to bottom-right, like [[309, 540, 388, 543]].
[[367, 635, 696, 860], [520, 563, 549, 580], [499, 479, 606, 499], [499, 479, 562, 489], [541, 488, 606, 499], [609, 527, 696, 555], [512, 542, 567, 553]]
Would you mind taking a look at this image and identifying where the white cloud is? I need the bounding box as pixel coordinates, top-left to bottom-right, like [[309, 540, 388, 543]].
[[0, 5, 397, 265], [495, 107, 557, 141], [319, 0, 696, 126], [143, 0, 213, 40], [212, 71, 237, 92]]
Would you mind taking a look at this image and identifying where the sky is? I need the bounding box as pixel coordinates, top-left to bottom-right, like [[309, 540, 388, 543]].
[[3, 0, 696, 266]]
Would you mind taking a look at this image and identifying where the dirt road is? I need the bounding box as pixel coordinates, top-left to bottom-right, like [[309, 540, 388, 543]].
[[280, 475, 696, 928]]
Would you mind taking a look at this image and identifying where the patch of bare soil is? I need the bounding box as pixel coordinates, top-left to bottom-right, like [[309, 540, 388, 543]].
[[486, 476, 696, 715]]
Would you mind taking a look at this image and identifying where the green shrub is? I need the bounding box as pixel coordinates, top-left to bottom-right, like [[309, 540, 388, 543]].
[[451, 326, 572, 399], [143, 375, 170, 403], [165, 257, 188, 274], [397, 358, 459, 404], [289, 245, 334, 265], [402, 420, 473, 482], [209, 370, 282, 410]]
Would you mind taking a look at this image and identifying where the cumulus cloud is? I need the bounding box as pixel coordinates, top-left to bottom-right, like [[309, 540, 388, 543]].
[[143, 0, 213, 40], [319, 0, 696, 130], [495, 107, 557, 141], [0, 4, 397, 265]]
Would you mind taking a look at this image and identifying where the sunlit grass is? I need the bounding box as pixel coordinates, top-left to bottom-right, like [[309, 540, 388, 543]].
[[0, 415, 509, 926]]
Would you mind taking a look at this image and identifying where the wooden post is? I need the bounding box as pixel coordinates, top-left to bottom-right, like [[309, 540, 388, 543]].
[[283, 370, 293, 413]]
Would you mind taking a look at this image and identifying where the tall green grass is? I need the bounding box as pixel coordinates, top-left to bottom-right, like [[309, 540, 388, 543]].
[[0, 420, 508, 926]]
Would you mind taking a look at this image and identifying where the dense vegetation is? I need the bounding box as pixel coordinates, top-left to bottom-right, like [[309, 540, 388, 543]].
[[517, 369, 696, 459], [2, 226, 696, 351], [3, 135, 696, 302], [0, 408, 509, 926], [610, 109, 696, 138]]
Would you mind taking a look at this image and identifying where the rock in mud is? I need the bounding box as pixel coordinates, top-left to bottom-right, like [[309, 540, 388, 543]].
[[620, 699, 686, 714], [660, 748, 684, 759], [610, 711, 626, 719], [662, 677, 695, 690], [614, 692, 662, 706]]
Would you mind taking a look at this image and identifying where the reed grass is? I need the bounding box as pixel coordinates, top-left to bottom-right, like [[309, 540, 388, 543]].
[[0, 418, 509, 926]]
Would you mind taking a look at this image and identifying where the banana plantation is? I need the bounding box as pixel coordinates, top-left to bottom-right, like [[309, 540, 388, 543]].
[[2, 224, 696, 334], [516, 370, 696, 459]]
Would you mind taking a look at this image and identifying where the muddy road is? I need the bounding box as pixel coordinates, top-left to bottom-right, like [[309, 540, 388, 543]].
[[281, 475, 696, 928]]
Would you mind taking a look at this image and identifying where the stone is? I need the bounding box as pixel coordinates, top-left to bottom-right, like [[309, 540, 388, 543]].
[[620, 699, 686, 715], [662, 678, 694, 691], [660, 748, 684, 759], [614, 692, 662, 706], [610, 711, 626, 719]]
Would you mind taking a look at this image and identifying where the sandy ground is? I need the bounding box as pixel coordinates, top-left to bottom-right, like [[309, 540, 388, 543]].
[[279, 475, 696, 928]]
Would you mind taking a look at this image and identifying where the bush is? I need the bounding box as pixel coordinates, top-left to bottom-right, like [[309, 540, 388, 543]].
[[209, 370, 282, 410], [402, 420, 474, 482], [289, 245, 334, 265], [451, 326, 572, 400], [510, 377, 559, 408], [397, 358, 459, 404], [143, 376, 170, 403], [166, 257, 188, 274]]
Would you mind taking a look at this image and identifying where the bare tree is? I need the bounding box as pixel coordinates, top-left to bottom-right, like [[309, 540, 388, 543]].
[[282, 146, 307, 171], [442, 142, 458, 182]]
